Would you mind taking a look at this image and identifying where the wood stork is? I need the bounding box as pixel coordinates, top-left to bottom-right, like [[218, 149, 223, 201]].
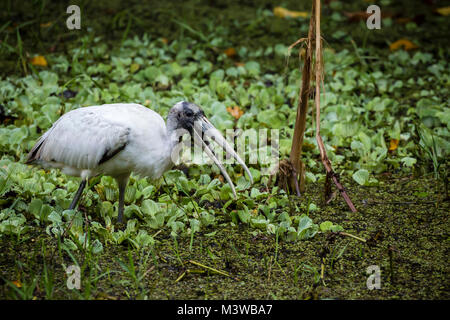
[[26, 102, 253, 222]]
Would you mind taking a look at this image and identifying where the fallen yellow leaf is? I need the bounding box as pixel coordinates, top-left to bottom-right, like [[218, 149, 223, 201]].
[[12, 280, 22, 288], [224, 47, 236, 57], [389, 39, 418, 51], [29, 55, 48, 67], [226, 106, 244, 120], [273, 7, 308, 19], [234, 62, 245, 67], [436, 6, 450, 16], [130, 63, 140, 73], [40, 22, 52, 28], [389, 139, 399, 151]]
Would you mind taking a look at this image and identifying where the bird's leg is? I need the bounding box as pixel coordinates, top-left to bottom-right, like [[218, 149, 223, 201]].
[[69, 179, 87, 210], [116, 174, 130, 223]]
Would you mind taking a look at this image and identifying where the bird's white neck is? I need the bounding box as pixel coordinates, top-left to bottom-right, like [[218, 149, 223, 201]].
[[166, 119, 186, 167]]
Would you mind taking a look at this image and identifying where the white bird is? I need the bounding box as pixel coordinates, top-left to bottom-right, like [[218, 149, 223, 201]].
[[26, 102, 253, 222]]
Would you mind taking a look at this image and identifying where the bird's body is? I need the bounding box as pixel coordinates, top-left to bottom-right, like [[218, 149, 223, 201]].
[[27, 102, 252, 222], [29, 103, 174, 181]]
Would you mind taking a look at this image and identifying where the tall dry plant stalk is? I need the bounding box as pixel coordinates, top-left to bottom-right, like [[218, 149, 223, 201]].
[[285, 0, 357, 212], [288, 4, 315, 195]]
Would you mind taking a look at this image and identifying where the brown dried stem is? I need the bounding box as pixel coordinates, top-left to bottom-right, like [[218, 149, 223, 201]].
[[286, 0, 357, 212], [288, 3, 315, 195], [312, 0, 357, 212]]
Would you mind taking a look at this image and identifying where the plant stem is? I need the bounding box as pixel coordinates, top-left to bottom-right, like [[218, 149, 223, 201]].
[[188, 260, 232, 278], [288, 5, 315, 195], [339, 232, 366, 243], [312, 0, 357, 213]]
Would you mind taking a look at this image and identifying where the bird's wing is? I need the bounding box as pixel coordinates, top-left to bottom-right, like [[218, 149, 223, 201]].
[[27, 108, 130, 169]]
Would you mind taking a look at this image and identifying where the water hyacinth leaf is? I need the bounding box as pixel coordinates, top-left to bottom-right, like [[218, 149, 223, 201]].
[[190, 218, 201, 234], [63, 238, 78, 251], [40, 205, 53, 221], [285, 227, 298, 241], [100, 201, 114, 218], [305, 172, 317, 183], [297, 215, 318, 240], [200, 193, 215, 203], [257, 109, 286, 128], [47, 211, 62, 225], [134, 230, 155, 248], [352, 169, 370, 186], [298, 225, 318, 240], [124, 185, 136, 204], [236, 176, 251, 191], [8, 127, 28, 146], [164, 170, 185, 185], [91, 239, 104, 254], [250, 187, 266, 199], [331, 224, 344, 232], [401, 157, 417, 167], [141, 199, 160, 216], [320, 222, 336, 235], [199, 211, 215, 226], [198, 174, 211, 185], [244, 61, 260, 76], [29, 199, 43, 219], [0, 169, 12, 197], [0, 213, 27, 235], [237, 208, 251, 223], [308, 203, 318, 212], [141, 185, 155, 199], [251, 218, 269, 230], [104, 186, 116, 202], [297, 215, 313, 232], [42, 182, 55, 194], [148, 212, 165, 229], [124, 204, 142, 220], [168, 220, 185, 236]]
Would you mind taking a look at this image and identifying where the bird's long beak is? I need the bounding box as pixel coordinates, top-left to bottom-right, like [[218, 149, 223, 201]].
[[192, 116, 253, 198]]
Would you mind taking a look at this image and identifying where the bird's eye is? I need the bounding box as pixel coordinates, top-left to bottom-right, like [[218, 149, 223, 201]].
[[185, 110, 194, 117]]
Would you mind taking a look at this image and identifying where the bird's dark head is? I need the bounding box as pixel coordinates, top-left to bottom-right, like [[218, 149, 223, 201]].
[[168, 101, 205, 133], [167, 100, 253, 198]]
